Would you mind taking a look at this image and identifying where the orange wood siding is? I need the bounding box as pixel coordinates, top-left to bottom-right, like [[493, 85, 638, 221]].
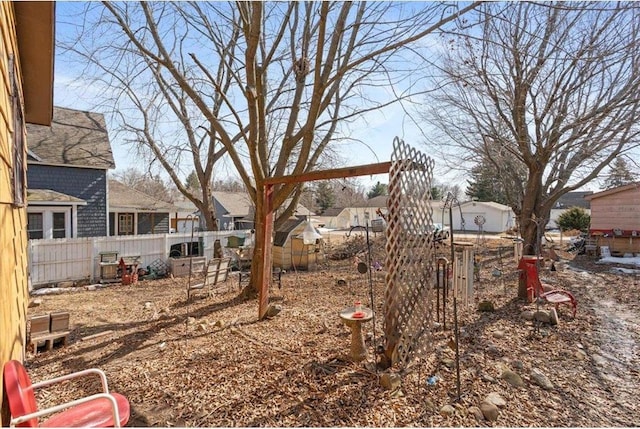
[[589, 186, 640, 232], [0, 3, 29, 423]]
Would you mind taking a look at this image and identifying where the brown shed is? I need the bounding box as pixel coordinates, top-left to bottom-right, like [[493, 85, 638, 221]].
[[272, 217, 324, 270], [584, 183, 640, 255]]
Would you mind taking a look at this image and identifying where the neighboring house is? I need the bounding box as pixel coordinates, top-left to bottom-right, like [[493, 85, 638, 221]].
[[26, 189, 86, 239], [314, 207, 352, 229], [345, 196, 388, 228], [451, 201, 515, 233], [26, 106, 115, 237], [108, 180, 178, 235], [1, 1, 55, 415], [584, 183, 640, 255], [548, 191, 593, 229], [213, 191, 253, 230], [170, 197, 200, 233], [315, 198, 449, 230], [211, 191, 312, 231]]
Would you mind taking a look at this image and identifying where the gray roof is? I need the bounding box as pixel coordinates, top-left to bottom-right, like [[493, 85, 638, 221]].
[[26, 106, 115, 169], [213, 191, 253, 216], [109, 180, 177, 212], [363, 195, 388, 207], [173, 197, 199, 213], [274, 217, 306, 247], [27, 189, 86, 205], [555, 191, 593, 209], [320, 207, 346, 217]]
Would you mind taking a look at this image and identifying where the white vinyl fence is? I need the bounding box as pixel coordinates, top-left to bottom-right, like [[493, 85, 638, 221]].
[[27, 230, 253, 287]]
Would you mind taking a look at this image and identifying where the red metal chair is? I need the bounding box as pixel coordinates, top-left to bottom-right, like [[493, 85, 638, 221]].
[[3, 360, 130, 427], [518, 257, 577, 318]]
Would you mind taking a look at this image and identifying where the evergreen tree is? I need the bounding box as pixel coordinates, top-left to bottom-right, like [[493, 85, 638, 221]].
[[603, 157, 636, 189], [367, 181, 388, 199], [465, 162, 510, 204], [184, 170, 200, 192], [556, 207, 590, 232], [314, 181, 336, 213], [431, 186, 443, 201]]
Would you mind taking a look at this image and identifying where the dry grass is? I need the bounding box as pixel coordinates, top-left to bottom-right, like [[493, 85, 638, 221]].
[[24, 236, 640, 427]]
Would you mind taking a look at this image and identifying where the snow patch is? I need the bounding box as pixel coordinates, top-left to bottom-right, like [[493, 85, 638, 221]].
[[596, 256, 640, 267]]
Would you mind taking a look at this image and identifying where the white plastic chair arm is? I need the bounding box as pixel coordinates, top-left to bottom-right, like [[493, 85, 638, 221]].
[[10, 392, 121, 427], [31, 367, 110, 393]]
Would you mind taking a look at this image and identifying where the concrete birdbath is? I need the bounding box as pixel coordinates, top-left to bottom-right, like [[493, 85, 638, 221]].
[[339, 304, 373, 362]]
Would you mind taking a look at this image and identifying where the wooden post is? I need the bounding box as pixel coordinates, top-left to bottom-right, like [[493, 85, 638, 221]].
[[258, 184, 274, 320]]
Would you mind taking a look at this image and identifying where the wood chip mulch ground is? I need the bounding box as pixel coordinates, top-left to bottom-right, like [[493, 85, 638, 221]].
[[25, 236, 640, 427]]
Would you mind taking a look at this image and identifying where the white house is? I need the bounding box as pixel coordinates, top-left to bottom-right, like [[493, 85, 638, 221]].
[[451, 201, 515, 233]]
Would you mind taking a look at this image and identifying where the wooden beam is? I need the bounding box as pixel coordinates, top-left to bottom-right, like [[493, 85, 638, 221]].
[[264, 161, 392, 185], [258, 184, 274, 320]]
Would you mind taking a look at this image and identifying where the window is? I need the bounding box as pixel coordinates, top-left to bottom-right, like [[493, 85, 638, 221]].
[[52, 212, 66, 238], [118, 213, 134, 235], [10, 54, 25, 207], [27, 213, 44, 239]]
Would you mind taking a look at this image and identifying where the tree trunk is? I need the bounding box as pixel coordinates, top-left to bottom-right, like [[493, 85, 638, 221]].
[[517, 169, 555, 299], [240, 185, 274, 315]]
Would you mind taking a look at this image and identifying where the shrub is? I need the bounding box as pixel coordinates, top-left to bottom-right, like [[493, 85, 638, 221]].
[[556, 207, 590, 232]]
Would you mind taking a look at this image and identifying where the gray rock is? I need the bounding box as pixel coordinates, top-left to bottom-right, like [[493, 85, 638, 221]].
[[266, 304, 282, 317], [28, 298, 43, 308], [478, 300, 495, 312], [549, 308, 559, 325], [511, 360, 524, 370], [379, 372, 401, 390], [468, 406, 484, 421], [521, 310, 535, 321], [575, 350, 587, 360], [440, 404, 455, 416], [492, 330, 506, 339], [485, 392, 507, 408], [530, 367, 554, 390], [534, 310, 551, 324], [442, 358, 456, 369], [500, 369, 524, 388], [487, 344, 502, 356], [592, 353, 607, 366], [481, 373, 497, 383], [480, 400, 499, 421]]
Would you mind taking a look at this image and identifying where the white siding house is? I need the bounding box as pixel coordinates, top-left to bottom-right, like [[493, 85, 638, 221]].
[[451, 201, 515, 233]]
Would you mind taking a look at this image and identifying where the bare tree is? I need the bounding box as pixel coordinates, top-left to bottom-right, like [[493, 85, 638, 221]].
[[59, 1, 480, 295], [424, 2, 640, 255], [111, 168, 179, 202]]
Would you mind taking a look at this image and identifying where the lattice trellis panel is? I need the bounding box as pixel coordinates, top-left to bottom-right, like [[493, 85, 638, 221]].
[[383, 138, 435, 369]]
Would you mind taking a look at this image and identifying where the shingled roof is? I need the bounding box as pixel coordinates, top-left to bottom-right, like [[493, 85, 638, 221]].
[[26, 106, 115, 169], [108, 180, 177, 212]]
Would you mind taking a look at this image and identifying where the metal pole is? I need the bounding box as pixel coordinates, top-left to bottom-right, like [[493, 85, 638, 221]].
[[453, 295, 461, 401]]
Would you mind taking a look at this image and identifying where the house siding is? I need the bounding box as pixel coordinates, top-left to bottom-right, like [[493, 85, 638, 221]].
[[27, 164, 107, 236], [588, 185, 640, 255], [1, 3, 28, 420]]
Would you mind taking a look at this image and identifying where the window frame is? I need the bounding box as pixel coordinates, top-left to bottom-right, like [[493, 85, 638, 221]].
[[27, 212, 44, 240], [9, 54, 26, 207]]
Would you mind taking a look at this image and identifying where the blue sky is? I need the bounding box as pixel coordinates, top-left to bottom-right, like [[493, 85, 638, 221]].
[[52, 2, 461, 194]]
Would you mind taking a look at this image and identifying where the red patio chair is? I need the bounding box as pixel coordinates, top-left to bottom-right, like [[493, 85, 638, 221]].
[[3, 360, 130, 427], [518, 258, 577, 318]]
